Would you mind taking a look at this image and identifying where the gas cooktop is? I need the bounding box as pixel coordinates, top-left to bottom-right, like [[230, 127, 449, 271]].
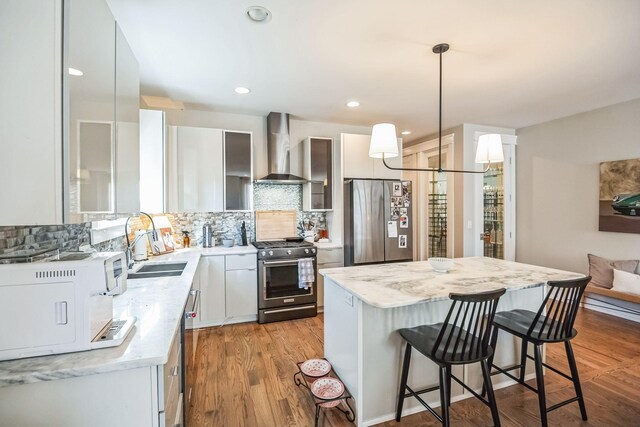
[[252, 240, 314, 250], [252, 240, 316, 259]]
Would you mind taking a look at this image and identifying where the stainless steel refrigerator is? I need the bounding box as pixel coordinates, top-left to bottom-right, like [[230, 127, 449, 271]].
[[344, 179, 413, 266]]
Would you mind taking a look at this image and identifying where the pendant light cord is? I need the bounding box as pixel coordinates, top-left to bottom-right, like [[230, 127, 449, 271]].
[[438, 48, 443, 172]]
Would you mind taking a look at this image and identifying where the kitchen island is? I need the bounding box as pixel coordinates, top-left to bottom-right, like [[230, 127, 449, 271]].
[[320, 257, 583, 426]]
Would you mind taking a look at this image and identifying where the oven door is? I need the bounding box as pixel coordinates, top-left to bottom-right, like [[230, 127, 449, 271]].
[[259, 258, 317, 309]]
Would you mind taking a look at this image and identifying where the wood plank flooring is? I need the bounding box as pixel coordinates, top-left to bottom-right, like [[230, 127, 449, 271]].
[[186, 308, 640, 426]]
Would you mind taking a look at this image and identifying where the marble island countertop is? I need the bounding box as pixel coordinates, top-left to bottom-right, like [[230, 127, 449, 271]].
[[320, 257, 584, 309], [0, 250, 201, 388]]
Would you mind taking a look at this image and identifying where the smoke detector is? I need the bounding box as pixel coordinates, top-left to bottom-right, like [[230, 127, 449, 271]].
[[246, 6, 271, 23]]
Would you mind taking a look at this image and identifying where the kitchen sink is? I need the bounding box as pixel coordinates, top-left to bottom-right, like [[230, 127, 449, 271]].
[[128, 262, 187, 280]]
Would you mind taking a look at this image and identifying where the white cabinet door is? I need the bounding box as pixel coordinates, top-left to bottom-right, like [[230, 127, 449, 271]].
[[225, 269, 257, 318], [342, 133, 374, 179], [173, 126, 224, 212], [0, 0, 63, 225], [199, 256, 226, 325], [342, 133, 402, 180]]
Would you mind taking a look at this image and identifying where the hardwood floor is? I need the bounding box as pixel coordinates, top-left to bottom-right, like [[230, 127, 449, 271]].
[[186, 308, 640, 426]]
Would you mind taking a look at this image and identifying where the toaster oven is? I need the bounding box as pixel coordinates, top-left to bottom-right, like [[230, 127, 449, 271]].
[[0, 251, 135, 361]]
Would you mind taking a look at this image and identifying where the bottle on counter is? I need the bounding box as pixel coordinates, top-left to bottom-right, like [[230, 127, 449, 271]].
[[240, 221, 248, 246], [202, 223, 213, 248], [182, 231, 190, 248]]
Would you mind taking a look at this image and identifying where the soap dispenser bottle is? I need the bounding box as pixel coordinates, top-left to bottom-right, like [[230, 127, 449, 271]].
[[182, 231, 190, 248]]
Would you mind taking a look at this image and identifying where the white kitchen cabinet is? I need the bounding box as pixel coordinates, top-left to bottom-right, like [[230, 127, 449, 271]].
[[198, 256, 226, 327], [225, 269, 258, 318], [0, 324, 183, 427], [341, 133, 402, 180], [225, 254, 257, 320], [0, 0, 64, 225], [0, 0, 140, 225], [158, 326, 183, 427], [317, 247, 344, 308], [167, 126, 224, 212], [197, 254, 257, 326]]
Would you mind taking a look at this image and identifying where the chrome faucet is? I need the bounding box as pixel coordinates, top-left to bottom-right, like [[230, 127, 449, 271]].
[[124, 212, 158, 270]]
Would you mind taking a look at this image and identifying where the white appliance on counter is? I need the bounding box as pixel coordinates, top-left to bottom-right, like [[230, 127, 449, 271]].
[[0, 252, 135, 361]]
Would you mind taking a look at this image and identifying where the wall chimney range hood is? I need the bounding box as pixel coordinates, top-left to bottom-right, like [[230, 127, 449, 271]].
[[255, 112, 307, 184]]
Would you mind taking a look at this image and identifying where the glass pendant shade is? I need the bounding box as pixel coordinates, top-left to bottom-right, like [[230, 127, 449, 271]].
[[475, 133, 504, 164], [369, 123, 399, 158]]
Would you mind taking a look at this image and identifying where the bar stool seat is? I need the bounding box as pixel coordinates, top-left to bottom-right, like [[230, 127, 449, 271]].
[[399, 323, 493, 364], [492, 309, 578, 343], [396, 288, 506, 427]]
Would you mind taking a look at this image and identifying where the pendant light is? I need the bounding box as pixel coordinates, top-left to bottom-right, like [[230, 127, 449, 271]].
[[369, 43, 504, 173]]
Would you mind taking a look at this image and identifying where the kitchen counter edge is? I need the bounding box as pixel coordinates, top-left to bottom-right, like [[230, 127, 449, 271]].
[[0, 250, 201, 388]]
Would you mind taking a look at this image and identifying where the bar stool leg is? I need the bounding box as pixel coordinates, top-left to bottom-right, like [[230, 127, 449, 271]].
[[565, 341, 588, 421], [439, 365, 451, 427], [446, 366, 452, 408], [533, 344, 548, 427], [480, 359, 501, 427], [396, 343, 412, 422], [482, 325, 500, 398], [519, 338, 528, 382]]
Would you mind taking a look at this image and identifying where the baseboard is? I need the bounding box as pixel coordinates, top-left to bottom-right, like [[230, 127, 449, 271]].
[[191, 315, 258, 329], [361, 373, 537, 426], [581, 297, 640, 323]]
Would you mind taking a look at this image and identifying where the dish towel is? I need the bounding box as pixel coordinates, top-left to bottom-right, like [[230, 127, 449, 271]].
[[298, 258, 315, 290]]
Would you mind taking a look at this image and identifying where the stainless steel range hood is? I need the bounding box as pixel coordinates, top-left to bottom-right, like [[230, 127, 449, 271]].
[[255, 112, 307, 184]]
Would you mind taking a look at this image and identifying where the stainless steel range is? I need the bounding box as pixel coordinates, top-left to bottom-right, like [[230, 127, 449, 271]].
[[253, 240, 318, 323]]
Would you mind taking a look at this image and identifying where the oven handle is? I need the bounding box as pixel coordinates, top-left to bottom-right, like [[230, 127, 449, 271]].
[[262, 259, 304, 266]]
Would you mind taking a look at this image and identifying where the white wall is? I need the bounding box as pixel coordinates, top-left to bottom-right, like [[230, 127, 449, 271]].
[[516, 98, 640, 274]]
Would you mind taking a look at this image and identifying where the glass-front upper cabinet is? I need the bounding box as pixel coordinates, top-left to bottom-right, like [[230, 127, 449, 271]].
[[303, 137, 333, 211], [224, 131, 253, 211], [68, 0, 116, 220]]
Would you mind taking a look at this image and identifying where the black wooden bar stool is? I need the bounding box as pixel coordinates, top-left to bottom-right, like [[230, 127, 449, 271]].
[[486, 276, 591, 427], [396, 288, 506, 426]]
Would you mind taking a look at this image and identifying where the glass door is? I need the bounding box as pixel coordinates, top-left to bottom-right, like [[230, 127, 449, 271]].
[[483, 164, 504, 259], [427, 155, 448, 258]]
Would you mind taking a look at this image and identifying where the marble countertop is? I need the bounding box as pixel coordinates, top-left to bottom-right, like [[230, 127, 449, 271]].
[[320, 257, 584, 309], [0, 250, 201, 388]]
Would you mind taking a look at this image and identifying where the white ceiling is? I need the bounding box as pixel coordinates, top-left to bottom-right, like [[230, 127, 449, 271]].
[[108, 0, 640, 141]]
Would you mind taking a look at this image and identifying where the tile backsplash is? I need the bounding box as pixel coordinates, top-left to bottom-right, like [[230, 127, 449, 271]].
[[0, 182, 328, 255], [0, 224, 92, 257]]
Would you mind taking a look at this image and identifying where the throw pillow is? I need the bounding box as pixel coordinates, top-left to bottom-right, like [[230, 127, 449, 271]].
[[587, 254, 639, 289], [612, 269, 640, 296]]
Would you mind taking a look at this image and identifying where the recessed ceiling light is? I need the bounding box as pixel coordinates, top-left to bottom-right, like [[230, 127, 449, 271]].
[[246, 6, 272, 23], [234, 87, 251, 94], [68, 67, 83, 76], [346, 101, 360, 108], [401, 130, 412, 135]]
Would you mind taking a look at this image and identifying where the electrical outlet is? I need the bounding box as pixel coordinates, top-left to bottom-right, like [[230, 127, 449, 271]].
[[344, 293, 354, 307]]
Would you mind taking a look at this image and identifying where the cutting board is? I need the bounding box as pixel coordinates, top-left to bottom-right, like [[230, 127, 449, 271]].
[[255, 210, 297, 241]]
